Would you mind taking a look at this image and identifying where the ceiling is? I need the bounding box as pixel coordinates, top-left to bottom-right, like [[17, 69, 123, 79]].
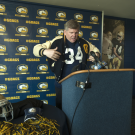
[[19, 0, 135, 20]]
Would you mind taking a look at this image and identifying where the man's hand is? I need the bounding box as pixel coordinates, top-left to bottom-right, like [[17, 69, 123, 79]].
[[118, 56, 122, 60], [89, 55, 95, 62], [89, 52, 99, 62], [43, 47, 61, 61]]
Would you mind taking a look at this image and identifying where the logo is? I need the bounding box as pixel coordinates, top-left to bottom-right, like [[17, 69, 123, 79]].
[[0, 4, 5, 12], [38, 64, 48, 71], [83, 44, 88, 54], [0, 45, 7, 53], [26, 20, 39, 24], [38, 9, 48, 16], [17, 26, 28, 34], [55, 11, 67, 21], [89, 31, 99, 40], [0, 24, 6, 32], [38, 82, 48, 89], [4, 18, 19, 23], [16, 7, 28, 14], [89, 15, 99, 24], [15, 6, 29, 17], [15, 26, 29, 36], [4, 38, 19, 42], [36, 64, 49, 74], [46, 76, 55, 79], [0, 44, 8, 55], [15, 45, 29, 55], [4, 58, 19, 61], [17, 64, 28, 72], [46, 22, 58, 26], [0, 84, 7, 91], [5, 77, 20, 81], [16, 64, 29, 74], [26, 39, 39, 43], [46, 93, 56, 97], [56, 29, 64, 36], [26, 77, 40, 80], [0, 84, 8, 94], [27, 95, 40, 98], [36, 9, 49, 19], [37, 82, 49, 92], [0, 24, 7, 35], [0, 64, 7, 72], [28, 108, 36, 113], [17, 83, 28, 90], [42, 100, 48, 104], [17, 83, 29, 93], [81, 25, 92, 29], [36, 28, 49, 37], [6, 96, 20, 100], [74, 13, 84, 23], [79, 30, 83, 37], [57, 11, 66, 18]]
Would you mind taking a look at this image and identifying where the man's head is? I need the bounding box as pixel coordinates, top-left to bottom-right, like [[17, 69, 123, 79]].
[[107, 31, 112, 41], [116, 31, 124, 41], [64, 19, 80, 43]]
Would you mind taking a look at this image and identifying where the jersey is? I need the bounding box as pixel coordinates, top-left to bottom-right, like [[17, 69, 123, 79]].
[[55, 39, 83, 88], [61, 39, 83, 79], [112, 38, 124, 56]]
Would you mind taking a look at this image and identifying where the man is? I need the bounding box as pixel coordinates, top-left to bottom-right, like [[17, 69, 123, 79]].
[[102, 31, 113, 69], [111, 31, 124, 69], [33, 19, 100, 109]]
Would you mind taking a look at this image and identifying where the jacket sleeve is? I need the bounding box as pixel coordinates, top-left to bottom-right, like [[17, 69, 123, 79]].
[[89, 42, 100, 55], [83, 38, 100, 55], [33, 36, 62, 57]]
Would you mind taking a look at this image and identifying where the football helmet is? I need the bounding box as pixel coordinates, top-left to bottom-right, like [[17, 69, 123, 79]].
[[116, 31, 124, 41], [0, 94, 14, 121]]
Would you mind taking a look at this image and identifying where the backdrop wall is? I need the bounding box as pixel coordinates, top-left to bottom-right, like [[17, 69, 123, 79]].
[[0, 0, 102, 106]]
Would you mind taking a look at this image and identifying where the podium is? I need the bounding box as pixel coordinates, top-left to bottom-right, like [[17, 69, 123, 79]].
[[59, 69, 135, 135]]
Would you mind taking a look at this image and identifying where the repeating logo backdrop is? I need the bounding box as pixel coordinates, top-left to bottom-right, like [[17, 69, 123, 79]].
[[0, 1, 102, 106]]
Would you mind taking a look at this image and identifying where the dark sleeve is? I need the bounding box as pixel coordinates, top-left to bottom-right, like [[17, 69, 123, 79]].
[[112, 38, 117, 48]]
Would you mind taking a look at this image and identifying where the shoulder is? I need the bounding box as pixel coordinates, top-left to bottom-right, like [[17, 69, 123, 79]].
[[51, 36, 64, 47], [79, 37, 89, 45], [112, 38, 118, 44], [51, 36, 63, 43]]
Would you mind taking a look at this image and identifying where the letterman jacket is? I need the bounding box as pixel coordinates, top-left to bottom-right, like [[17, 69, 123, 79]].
[[33, 36, 100, 83]]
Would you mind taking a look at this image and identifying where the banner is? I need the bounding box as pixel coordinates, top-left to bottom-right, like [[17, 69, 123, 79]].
[[0, 0, 102, 106], [102, 18, 125, 69]]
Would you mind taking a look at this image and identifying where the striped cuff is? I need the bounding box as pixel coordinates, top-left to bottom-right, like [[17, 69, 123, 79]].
[[39, 48, 46, 56]]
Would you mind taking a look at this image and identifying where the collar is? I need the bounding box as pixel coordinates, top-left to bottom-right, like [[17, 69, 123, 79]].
[[63, 35, 79, 44]]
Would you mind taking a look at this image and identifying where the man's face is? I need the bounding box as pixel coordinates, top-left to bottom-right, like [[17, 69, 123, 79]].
[[64, 28, 79, 43], [107, 32, 112, 41]]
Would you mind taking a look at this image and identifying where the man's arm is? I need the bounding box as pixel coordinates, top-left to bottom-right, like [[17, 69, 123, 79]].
[[43, 47, 61, 61], [113, 47, 122, 60], [33, 36, 62, 61]]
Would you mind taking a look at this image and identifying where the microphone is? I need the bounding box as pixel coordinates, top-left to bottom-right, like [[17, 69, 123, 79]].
[[90, 51, 99, 63], [90, 51, 107, 69]]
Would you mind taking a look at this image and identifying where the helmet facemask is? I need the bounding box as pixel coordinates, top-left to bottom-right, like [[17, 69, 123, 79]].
[[0, 99, 14, 121]]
